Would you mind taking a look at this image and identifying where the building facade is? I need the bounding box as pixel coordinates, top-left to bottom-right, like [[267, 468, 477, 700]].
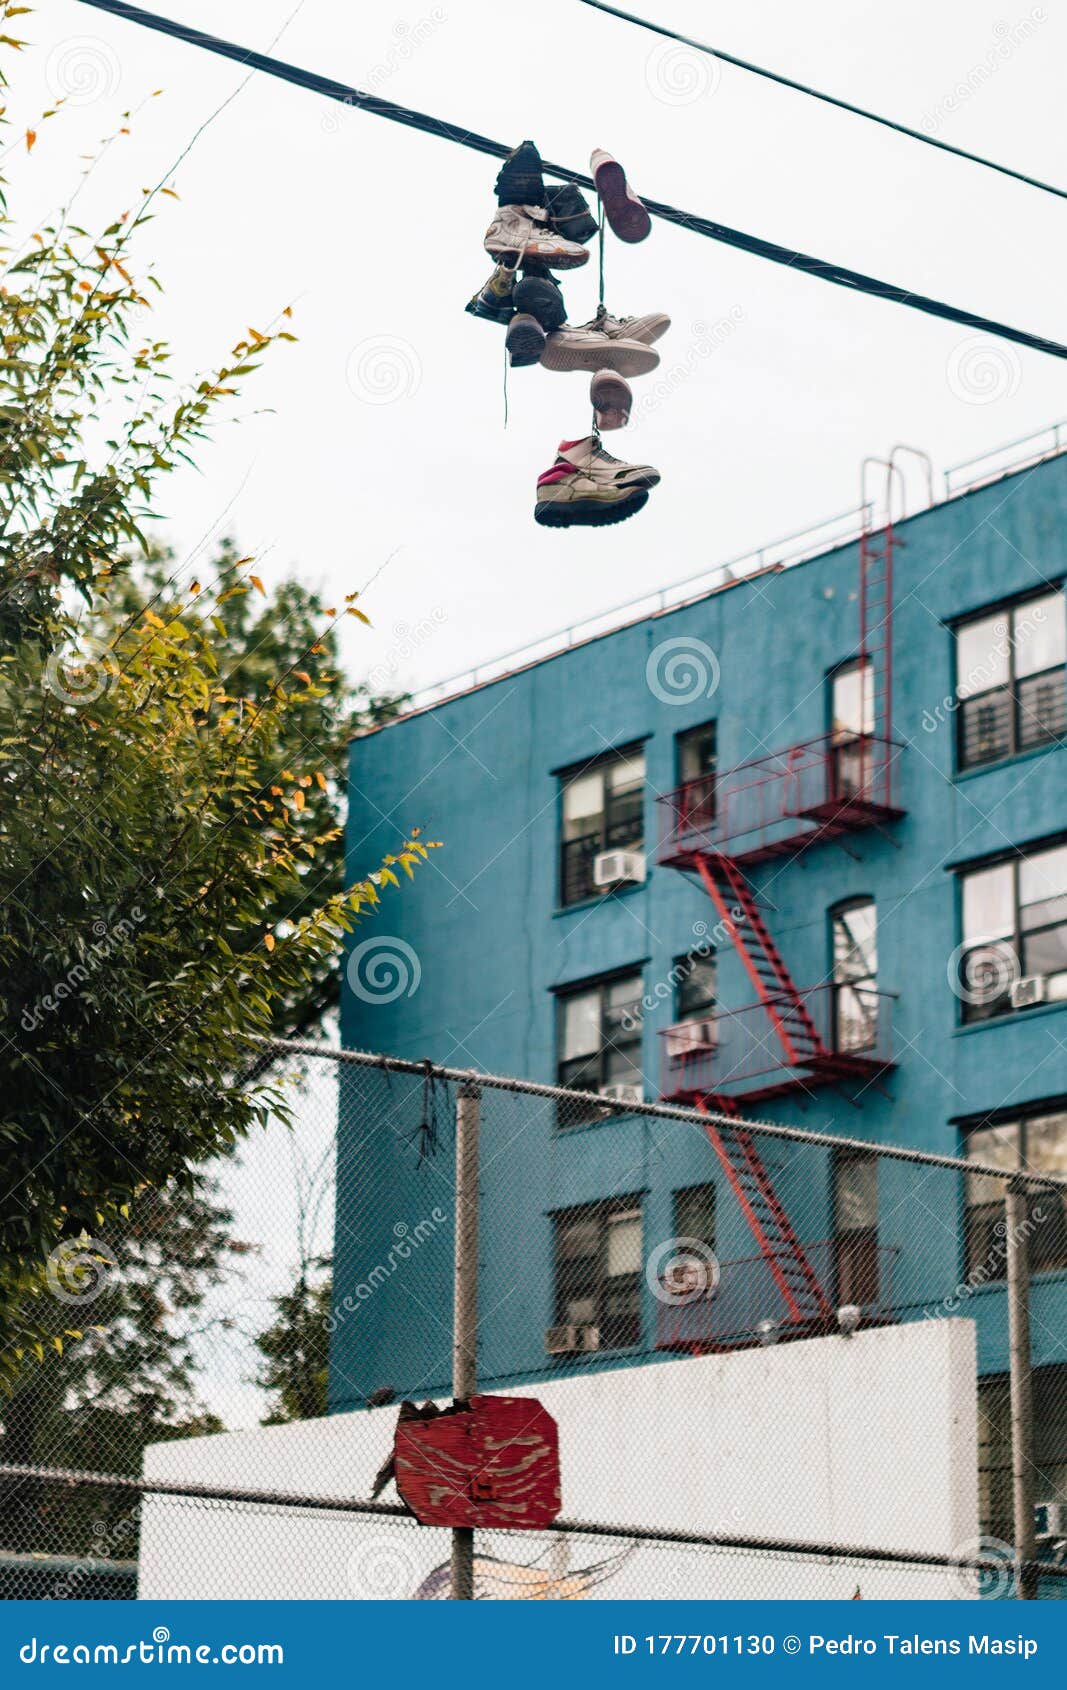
[[337, 441, 1067, 1546]]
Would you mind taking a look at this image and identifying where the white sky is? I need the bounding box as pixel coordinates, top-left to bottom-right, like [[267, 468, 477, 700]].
[[11, 0, 1067, 1425], [12, 0, 1067, 701]]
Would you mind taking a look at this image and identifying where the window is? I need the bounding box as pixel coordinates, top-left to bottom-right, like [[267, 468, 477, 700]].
[[830, 660, 875, 799], [978, 1364, 1067, 1544], [673, 1184, 716, 1252], [832, 1149, 879, 1307], [557, 971, 644, 1125], [831, 899, 878, 1053], [674, 950, 716, 1022], [675, 722, 717, 829], [956, 589, 1066, 771], [956, 843, 1067, 1021], [559, 748, 645, 907], [964, 1110, 1067, 1279], [553, 1198, 643, 1349]]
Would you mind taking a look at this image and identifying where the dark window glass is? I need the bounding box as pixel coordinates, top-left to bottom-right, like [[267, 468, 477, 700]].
[[560, 751, 644, 906], [956, 590, 1066, 771], [557, 972, 644, 1125], [978, 1364, 1067, 1545], [832, 1150, 880, 1307], [965, 1113, 1067, 1279], [957, 846, 1067, 1023], [673, 1184, 716, 1251], [831, 900, 878, 1053], [675, 950, 717, 1021], [553, 1199, 642, 1349]]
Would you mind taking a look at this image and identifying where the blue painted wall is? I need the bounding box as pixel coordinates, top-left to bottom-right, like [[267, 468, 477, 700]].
[[333, 454, 1067, 1411]]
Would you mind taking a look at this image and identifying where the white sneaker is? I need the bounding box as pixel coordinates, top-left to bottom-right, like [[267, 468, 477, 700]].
[[535, 435, 659, 528], [540, 325, 659, 377], [483, 204, 590, 271], [581, 306, 670, 345], [591, 368, 632, 430]]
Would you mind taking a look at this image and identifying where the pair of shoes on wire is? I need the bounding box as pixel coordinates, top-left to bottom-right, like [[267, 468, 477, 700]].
[[541, 304, 669, 377], [534, 434, 659, 528]]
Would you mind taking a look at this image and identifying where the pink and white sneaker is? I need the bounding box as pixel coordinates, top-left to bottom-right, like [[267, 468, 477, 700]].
[[534, 435, 659, 528], [591, 149, 652, 243]]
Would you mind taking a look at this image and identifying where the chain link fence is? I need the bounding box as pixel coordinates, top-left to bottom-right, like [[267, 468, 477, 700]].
[[1, 1041, 1065, 1600]]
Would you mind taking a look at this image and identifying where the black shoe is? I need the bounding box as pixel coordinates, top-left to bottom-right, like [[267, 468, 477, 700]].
[[514, 273, 566, 333], [506, 312, 547, 367], [546, 183, 599, 244], [495, 140, 546, 207]]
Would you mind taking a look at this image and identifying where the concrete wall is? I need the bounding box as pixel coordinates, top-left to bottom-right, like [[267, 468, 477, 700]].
[[140, 1319, 978, 1601], [338, 454, 1067, 1405]]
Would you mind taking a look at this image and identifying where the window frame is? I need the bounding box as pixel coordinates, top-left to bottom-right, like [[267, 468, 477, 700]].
[[557, 742, 647, 908], [551, 1195, 644, 1351], [961, 1105, 1067, 1282], [673, 948, 717, 1023], [555, 966, 646, 1126], [953, 584, 1067, 774], [955, 839, 1067, 1023], [829, 896, 879, 1054]]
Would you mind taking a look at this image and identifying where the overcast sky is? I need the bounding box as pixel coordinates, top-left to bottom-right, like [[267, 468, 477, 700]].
[[13, 0, 1067, 702], [13, 0, 1067, 1425]]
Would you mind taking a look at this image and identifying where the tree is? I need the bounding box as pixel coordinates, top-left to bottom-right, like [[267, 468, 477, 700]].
[[253, 1264, 333, 1425], [0, 28, 434, 1382]]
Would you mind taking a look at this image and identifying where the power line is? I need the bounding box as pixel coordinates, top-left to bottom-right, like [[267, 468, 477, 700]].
[[580, 0, 1067, 205], [74, 0, 1067, 364]]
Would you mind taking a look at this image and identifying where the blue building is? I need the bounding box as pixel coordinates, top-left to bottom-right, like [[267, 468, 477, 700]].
[[337, 434, 1067, 1546]]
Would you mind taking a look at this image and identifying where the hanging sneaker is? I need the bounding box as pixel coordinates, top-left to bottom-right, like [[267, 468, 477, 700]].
[[506, 312, 547, 367], [540, 323, 659, 377], [584, 304, 670, 345], [545, 182, 599, 244], [465, 265, 516, 325], [591, 148, 652, 243], [534, 436, 659, 528], [495, 140, 546, 208], [591, 368, 632, 430], [513, 272, 566, 332], [484, 204, 589, 270]]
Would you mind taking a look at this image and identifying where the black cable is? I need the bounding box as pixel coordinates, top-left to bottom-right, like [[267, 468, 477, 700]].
[[580, 0, 1067, 204], [73, 0, 1067, 364]]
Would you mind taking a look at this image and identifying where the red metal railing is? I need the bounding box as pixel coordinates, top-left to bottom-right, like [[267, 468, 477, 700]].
[[657, 733, 902, 866], [655, 1238, 899, 1352], [660, 985, 894, 1103]]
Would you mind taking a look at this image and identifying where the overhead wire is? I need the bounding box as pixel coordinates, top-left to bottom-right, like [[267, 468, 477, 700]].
[[579, 0, 1067, 205], [72, 0, 1067, 364]]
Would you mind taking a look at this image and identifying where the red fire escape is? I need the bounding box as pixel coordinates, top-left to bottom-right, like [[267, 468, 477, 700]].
[[655, 453, 923, 1352]]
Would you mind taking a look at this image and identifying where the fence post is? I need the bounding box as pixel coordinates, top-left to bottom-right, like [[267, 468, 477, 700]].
[[1005, 1179, 1037, 1600], [450, 1078, 481, 1600]]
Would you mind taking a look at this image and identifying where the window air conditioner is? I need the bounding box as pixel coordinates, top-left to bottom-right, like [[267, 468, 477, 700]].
[[665, 1020, 718, 1061], [545, 1323, 601, 1356], [593, 849, 646, 889], [598, 1082, 644, 1106], [1010, 975, 1047, 1011], [1035, 1499, 1067, 1539]]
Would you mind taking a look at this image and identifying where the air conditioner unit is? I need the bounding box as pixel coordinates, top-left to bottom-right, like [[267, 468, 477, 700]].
[[598, 1082, 644, 1107], [545, 1323, 601, 1356], [1035, 1499, 1067, 1539], [665, 1020, 718, 1061], [593, 849, 646, 889], [1010, 975, 1047, 1010]]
